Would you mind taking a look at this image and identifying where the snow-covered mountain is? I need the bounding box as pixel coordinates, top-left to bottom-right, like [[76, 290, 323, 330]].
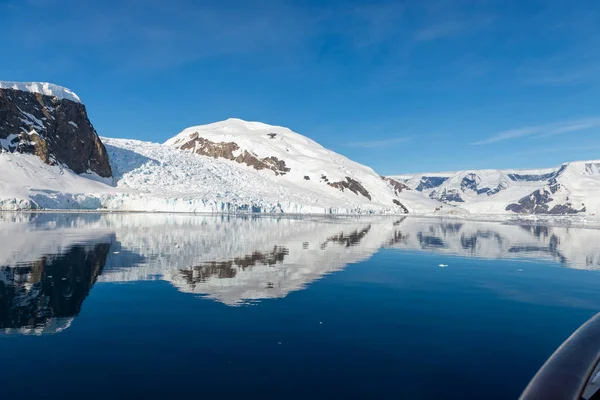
[[0, 80, 598, 216], [392, 161, 600, 215], [147, 117, 444, 213], [0, 82, 447, 214]]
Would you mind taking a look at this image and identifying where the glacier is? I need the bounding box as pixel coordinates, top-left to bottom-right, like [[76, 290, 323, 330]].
[[0, 118, 449, 215], [0, 81, 598, 219]]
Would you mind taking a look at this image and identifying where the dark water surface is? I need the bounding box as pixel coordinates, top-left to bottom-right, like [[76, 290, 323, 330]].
[[1, 213, 600, 399]]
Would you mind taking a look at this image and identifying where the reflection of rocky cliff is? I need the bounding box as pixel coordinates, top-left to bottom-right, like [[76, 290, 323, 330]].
[[0, 241, 111, 334], [2, 213, 600, 312]]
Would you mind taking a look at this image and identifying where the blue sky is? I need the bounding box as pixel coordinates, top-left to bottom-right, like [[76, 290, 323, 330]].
[[1, 0, 599, 174]]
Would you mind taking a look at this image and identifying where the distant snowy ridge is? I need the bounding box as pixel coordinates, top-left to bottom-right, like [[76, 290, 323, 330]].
[[391, 160, 600, 215], [0, 81, 81, 103]]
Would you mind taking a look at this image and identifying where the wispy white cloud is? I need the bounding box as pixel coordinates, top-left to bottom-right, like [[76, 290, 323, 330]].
[[507, 144, 600, 157], [536, 119, 600, 137], [471, 118, 600, 145], [345, 137, 411, 148], [471, 126, 541, 145]]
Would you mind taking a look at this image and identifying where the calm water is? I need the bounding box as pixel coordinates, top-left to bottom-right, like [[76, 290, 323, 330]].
[[2, 213, 600, 399]]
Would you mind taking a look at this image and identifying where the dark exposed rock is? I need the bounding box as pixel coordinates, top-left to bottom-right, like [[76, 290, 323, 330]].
[[430, 188, 464, 203], [327, 177, 372, 200], [178, 133, 291, 175], [416, 176, 448, 191], [304, 175, 310, 180], [392, 199, 409, 213], [486, 182, 509, 196], [460, 173, 479, 192], [430, 173, 508, 204], [508, 171, 559, 182], [584, 163, 600, 174], [506, 183, 586, 214], [460, 173, 508, 196], [548, 204, 585, 215], [381, 176, 410, 195], [0, 88, 112, 177]]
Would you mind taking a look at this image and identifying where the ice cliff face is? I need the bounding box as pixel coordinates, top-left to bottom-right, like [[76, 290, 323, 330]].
[[0, 81, 112, 177]]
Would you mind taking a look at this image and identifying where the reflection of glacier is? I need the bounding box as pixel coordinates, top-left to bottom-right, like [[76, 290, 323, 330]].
[[1, 213, 600, 321], [388, 219, 600, 269], [99, 214, 395, 305]]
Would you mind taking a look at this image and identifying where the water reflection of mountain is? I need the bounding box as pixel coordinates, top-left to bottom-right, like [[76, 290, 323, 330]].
[[389, 219, 600, 269], [1, 213, 600, 333], [0, 239, 113, 334]]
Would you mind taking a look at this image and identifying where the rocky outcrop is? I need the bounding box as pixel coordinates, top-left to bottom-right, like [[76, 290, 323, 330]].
[[415, 176, 448, 191], [381, 176, 410, 195], [459, 173, 508, 196], [506, 183, 586, 215], [177, 133, 291, 175], [0, 87, 112, 177], [428, 173, 509, 204], [430, 188, 465, 203], [392, 199, 409, 213], [327, 177, 372, 200]]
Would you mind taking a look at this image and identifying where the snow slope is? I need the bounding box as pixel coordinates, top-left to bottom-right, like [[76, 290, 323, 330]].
[[162, 118, 449, 214], [0, 133, 445, 214], [102, 134, 447, 214], [391, 161, 600, 215], [547, 161, 600, 215], [0, 152, 114, 210], [0, 81, 81, 103]]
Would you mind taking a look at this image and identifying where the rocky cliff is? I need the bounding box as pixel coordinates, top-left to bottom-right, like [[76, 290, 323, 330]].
[[0, 82, 112, 177]]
